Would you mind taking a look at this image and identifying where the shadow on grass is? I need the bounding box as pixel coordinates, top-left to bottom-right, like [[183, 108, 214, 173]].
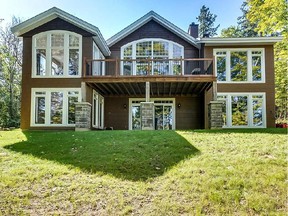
[[4, 130, 199, 181], [190, 128, 287, 134]]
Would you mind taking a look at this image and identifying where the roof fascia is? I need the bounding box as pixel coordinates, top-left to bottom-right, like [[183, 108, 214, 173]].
[[11, 7, 110, 56], [107, 11, 200, 49], [199, 37, 283, 46]]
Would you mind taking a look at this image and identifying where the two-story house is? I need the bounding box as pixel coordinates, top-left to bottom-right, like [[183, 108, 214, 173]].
[[11, 7, 280, 130]]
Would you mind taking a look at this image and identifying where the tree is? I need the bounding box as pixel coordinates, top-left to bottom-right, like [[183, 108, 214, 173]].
[[0, 17, 22, 127], [247, 0, 288, 36], [196, 5, 220, 37], [221, 1, 258, 37], [221, 0, 287, 124], [247, 0, 288, 123]]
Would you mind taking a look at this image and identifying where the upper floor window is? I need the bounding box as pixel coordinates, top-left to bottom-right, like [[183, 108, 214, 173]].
[[214, 48, 265, 83], [121, 39, 184, 75], [32, 31, 82, 78]]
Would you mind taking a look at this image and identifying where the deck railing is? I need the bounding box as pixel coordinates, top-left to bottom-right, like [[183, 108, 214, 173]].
[[84, 58, 214, 77]]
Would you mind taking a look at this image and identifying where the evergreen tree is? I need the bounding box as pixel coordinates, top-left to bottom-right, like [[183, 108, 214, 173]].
[[237, 2, 259, 37], [221, 1, 258, 37], [196, 5, 220, 37]]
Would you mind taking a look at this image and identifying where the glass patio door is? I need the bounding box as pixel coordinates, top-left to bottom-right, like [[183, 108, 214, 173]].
[[155, 105, 173, 130], [129, 99, 175, 130]]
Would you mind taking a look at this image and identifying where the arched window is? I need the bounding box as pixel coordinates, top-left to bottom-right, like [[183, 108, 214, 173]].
[[32, 30, 82, 77], [121, 39, 184, 75]]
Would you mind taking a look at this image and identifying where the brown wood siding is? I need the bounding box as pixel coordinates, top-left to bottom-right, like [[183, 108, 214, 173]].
[[21, 37, 33, 129], [20, 20, 95, 129], [103, 96, 204, 130], [82, 37, 93, 67], [176, 96, 204, 129], [109, 20, 199, 60], [22, 18, 93, 37], [104, 97, 129, 130], [204, 45, 276, 127]]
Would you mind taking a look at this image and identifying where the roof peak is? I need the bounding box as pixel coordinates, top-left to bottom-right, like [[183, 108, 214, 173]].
[[107, 10, 199, 48], [11, 6, 110, 55]]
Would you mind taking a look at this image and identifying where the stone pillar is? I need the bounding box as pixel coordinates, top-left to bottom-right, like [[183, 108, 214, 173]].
[[75, 102, 92, 131], [141, 102, 154, 130], [208, 101, 224, 129]]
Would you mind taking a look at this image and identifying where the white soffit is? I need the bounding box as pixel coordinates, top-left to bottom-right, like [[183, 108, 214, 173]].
[[200, 37, 283, 46]]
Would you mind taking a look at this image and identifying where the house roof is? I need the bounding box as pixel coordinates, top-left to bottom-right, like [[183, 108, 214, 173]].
[[107, 11, 200, 49], [11, 7, 110, 56], [200, 37, 283, 46]]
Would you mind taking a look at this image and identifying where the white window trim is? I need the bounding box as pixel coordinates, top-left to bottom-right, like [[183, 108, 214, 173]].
[[32, 30, 82, 78], [214, 48, 265, 83], [217, 92, 266, 128], [121, 39, 184, 75], [31, 88, 81, 127], [92, 90, 104, 129], [128, 98, 176, 130]]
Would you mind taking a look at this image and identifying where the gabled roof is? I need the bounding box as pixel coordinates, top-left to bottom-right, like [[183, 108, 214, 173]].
[[11, 7, 110, 56], [107, 11, 200, 49], [200, 37, 283, 46]]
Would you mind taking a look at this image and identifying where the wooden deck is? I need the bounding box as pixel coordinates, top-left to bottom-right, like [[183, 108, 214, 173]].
[[83, 58, 216, 96]]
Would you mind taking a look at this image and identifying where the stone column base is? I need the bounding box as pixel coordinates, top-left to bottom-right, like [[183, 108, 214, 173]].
[[208, 101, 224, 129], [141, 102, 154, 130], [75, 102, 92, 131]]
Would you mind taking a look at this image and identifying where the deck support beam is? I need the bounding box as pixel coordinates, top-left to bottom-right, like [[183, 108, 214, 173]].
[[212, 81, 217, 101], [81, 82, 87, 102], [145, 81, 150, 102]]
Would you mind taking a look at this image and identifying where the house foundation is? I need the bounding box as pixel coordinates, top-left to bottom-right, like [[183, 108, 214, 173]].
[[75, 102, 92, 131], [141, 102, 154, 130], [208, 101, 224, 129]]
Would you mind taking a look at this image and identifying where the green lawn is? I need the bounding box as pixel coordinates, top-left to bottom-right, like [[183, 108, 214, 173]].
[[0, 129, 287, 215]]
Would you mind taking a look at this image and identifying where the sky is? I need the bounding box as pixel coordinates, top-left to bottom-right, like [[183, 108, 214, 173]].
[[0, 0, 244, 39]]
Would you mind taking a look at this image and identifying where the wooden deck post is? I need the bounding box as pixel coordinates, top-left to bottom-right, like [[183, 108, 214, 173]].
[[83, 57, 87, 77], [81, 82, 87, 102], [115, 58, 119, 77], [212, 81, 217, 101], [145, 81, 150, 102], [180, 56, 183, 75]]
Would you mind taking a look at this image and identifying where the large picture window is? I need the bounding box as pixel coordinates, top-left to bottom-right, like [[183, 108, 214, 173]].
[[121, 39, 184, 75], [214, 49, 265, 83], [32, 31, 82, 77], [217, 93, 266, 128], [31, 88, 81, 126]]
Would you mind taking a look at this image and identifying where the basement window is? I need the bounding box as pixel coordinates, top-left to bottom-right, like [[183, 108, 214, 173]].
[[31, 88, 81, 126]]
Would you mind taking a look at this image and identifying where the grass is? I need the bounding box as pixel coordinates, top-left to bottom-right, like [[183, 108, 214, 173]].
[[0, 129, 287, 215]]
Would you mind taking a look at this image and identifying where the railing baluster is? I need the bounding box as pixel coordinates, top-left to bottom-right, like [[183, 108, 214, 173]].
[[83, 57, 214, 77], [115, 58, 119, 77]]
